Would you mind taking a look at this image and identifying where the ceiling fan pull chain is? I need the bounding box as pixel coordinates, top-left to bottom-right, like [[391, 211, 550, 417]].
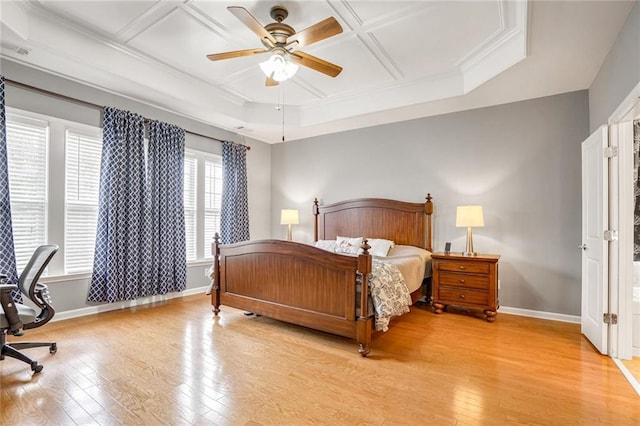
[[281, 85, 285, 142]]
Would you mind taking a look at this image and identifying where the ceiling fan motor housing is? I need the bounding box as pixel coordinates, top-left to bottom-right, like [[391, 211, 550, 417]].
[[264, 22, 295, 45], [264, 6, 295, 45]]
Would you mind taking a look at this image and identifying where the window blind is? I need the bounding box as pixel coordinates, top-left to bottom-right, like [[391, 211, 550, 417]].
[[204, 159, 222, 256], [64, 129, 102, 273], [183, 155, 197, 261], [5, 114, 48, 272]]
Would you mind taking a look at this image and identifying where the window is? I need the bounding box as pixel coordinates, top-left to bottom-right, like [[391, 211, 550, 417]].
[[204, 158, 222, 256], [5, 108, 221, 276], [183, 154, 197, 261], [6, 109, 103, 276], [64, 129, 102, 273], [5, 114, 48, 272]]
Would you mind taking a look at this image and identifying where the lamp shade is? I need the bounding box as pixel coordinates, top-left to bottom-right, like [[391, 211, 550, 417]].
[[259, 51, 299, 82], [456, 205, 484, 228], [280, 209, 299, 225]]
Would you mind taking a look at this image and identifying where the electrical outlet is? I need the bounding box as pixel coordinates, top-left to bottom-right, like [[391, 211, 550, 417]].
[[498, 279, 501, 290], [204, 267, 210, 278]]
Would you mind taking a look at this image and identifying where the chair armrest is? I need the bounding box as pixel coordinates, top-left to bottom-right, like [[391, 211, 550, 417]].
[[0, 284, 23, 334], [23, 282, 55, 330], [0, 283, 18, 292]]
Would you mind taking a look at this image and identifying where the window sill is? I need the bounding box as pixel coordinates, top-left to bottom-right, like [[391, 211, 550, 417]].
[[41, 259, 214, 284]]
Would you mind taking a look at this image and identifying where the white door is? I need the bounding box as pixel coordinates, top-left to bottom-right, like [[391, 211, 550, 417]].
[[581, 125, 609, 354]]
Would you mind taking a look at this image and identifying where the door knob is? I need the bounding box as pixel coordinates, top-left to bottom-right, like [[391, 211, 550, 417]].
[[578, 244, 588, 251]]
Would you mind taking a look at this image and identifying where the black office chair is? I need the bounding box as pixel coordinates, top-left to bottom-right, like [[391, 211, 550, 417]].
[[0, 245, 59, 373]]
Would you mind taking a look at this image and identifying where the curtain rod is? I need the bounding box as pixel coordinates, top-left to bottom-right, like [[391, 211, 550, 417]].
[[4, 78, 249, 150]]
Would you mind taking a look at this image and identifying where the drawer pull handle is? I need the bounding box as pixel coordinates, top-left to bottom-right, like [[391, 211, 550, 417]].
[[459, 279, 465, 283], [459, 266, 465, 270], [460, 294, 465, 299]]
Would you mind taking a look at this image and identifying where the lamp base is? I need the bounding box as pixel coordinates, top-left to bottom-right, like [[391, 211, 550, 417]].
[[464, 227, 477, 256]]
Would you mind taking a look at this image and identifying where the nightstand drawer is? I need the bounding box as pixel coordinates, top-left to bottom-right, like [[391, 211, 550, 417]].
[[438, 287, 489, 305], [439, 272, 489, 290], [437, 261, 489, 274]]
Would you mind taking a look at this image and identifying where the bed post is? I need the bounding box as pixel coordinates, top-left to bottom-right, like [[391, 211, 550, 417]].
[[356, 240, 373, 357], [425, 193, 433, 252], [313, 198, 320, 242], [212, 233, 221, 315]]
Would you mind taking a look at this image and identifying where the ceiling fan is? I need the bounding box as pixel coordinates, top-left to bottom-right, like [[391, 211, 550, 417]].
[[207, 5, 343, 86]]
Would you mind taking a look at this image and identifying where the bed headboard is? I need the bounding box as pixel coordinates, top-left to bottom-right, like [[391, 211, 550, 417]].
[[313, 194, 433, 252]]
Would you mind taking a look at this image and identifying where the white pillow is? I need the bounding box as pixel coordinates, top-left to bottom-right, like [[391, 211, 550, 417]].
[[366, 238, 395, 257], [335, 236, 363, 255], [314, 240, 337, 252]]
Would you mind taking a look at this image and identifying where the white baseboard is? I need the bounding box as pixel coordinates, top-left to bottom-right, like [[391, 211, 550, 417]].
[[52, 286, 210, 322], [613, 358, 640, 396], [499, 306, 581, 324]]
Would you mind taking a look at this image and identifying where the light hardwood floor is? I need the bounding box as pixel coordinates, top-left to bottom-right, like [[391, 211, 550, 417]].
[[1, 295, 639, 425]]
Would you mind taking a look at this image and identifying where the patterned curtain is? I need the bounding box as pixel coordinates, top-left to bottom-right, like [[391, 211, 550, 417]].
[[88, 107, 149, 303], [0, 76, 20, 302], [634, 120, 640, 260], [220, 141, 250, 244], [146, 120, 186, 295]]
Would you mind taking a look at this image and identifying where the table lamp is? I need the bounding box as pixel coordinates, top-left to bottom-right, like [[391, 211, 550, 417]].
[[456, 205, 484, 256], [280, 209, 299, 241]]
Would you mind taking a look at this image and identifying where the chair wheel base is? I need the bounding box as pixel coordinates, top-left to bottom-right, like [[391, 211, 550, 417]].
[[31, 361, 43, 373], [50, 342, 57, 354]]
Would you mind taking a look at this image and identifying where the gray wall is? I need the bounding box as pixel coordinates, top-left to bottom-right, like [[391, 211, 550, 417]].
[[589, 0, 640, 129], [1, 59, 272, 314], [272, 91, 589, 316]]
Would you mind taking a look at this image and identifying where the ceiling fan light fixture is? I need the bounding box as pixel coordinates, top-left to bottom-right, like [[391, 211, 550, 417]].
[[259, 51, 298, 82]]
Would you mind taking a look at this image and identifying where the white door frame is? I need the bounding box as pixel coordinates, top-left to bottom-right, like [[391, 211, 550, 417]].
[[608, 81, 640, 360]]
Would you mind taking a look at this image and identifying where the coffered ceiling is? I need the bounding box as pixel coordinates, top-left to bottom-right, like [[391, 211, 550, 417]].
[[0, 1, 635, 143]]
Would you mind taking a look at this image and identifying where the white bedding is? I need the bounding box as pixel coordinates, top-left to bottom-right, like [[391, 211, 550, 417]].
[[383, 245, 432, 293], [313, 240, 432, 331], [312, 240, 432, 293]]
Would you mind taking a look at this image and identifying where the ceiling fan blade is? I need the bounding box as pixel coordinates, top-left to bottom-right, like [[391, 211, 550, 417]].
[[286, 17, 343, 49], [265, 75, 279, 87], [289, 51, 343, 78], [227, 6, 277, 46], [207, 48, 268, 61]]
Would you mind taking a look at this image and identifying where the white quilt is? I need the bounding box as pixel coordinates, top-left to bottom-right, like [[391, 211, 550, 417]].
[[384, 245, 432, 293], [314, 240, 418, 331]]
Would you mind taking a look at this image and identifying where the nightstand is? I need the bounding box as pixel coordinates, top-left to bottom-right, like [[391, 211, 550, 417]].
[[431, 252, 500, 322]]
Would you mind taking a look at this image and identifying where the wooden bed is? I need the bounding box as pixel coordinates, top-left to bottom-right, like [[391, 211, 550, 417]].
[[211, 195, 434, 356]]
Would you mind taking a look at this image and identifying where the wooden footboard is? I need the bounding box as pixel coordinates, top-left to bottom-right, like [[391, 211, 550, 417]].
[[212, 236, 374, 355]]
